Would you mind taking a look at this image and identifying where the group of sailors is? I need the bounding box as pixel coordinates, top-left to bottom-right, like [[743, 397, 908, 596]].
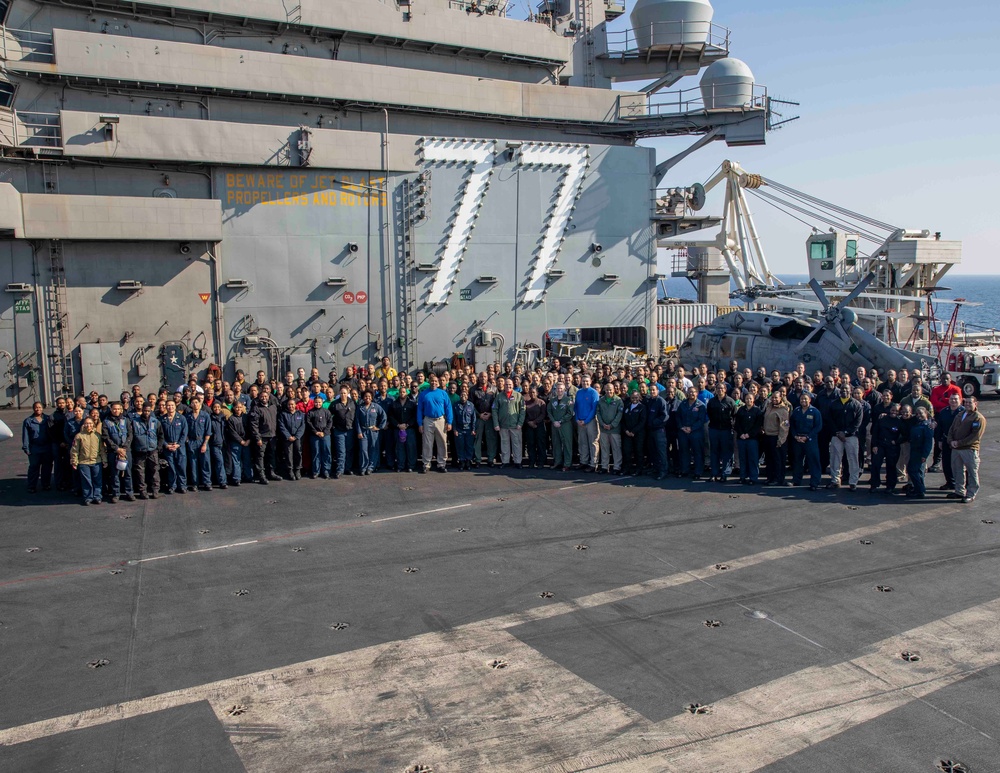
[[19, 356, 987, 505]]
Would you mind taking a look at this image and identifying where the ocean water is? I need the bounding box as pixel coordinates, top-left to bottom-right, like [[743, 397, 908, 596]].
[[660, 274, 1000, 334]]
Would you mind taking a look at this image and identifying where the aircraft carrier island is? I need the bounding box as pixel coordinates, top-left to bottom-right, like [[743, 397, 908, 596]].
[[0, 0, 777, 407]]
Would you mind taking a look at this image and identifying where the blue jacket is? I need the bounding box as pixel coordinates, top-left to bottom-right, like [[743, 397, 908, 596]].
[[934, 405, 961, 442], [131, 415, 163, 454], [64, 414, 84, 444], [278, 409, 306, 441], [910, 420, 934, 461], [22, 414, 51, 454], [645, 395, 667, 431], [416, 388, 453, 425], [354, 402, 387, 434], [677, 399, 708, 431], [377, 393, 395, 418], [789, 405, 823, 441], [874, 415, 903, 449], [102, 415, 133, 456], [161, 414, 189, 447], [209, 412, 227, 447], [186, 411, 212, 449], [453, 400, 476, 433], [574, 386, 600, 424]]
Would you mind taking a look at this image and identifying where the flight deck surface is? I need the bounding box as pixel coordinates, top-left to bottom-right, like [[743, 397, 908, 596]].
[[1, 404, 999, 773]]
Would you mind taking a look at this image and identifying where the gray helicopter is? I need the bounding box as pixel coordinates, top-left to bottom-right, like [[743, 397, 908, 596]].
[[677, 273, 936, 375]]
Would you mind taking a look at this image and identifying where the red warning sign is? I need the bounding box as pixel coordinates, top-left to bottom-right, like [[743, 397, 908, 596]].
[[343, 291, 355, 304], [356, 290, 368, 304], [198, 293, 211, 304]]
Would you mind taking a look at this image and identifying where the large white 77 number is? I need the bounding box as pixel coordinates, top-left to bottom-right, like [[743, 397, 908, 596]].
[[419, 138, 589, 306], [517, 143, 589, 304], [420, 138, 497, 306]]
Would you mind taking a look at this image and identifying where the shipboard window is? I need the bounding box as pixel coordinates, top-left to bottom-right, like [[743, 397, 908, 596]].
[[0, 80, 15, 109], [810, 241, 833, 261], [846, 239, 858, 265]]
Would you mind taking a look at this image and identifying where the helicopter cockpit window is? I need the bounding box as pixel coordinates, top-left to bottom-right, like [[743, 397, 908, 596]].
[[769, 319, 821, 341], [733, 336, 748, 361], [719, 335, 733, 359]]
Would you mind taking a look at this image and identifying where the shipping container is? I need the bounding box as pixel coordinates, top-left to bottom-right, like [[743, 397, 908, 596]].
[[656, 302, 719, 349]]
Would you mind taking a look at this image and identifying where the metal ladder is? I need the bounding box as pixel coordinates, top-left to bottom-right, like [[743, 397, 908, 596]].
[[397, 178, 420, 370], [40, 163, 71, 397], [43, 240, 71, 397], [283, 2, 302, 25], [577, 0, 598, 88]]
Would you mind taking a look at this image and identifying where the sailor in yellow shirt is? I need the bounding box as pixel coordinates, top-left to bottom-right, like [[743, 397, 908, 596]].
[[374, 355, 397, 383]]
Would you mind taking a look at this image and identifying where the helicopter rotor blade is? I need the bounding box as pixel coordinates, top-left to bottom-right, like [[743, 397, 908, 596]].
[[838, 271, 876, 309], [808, 278, 831, 311], [833, 318, 852, 343], [762, 297, 905, 318]]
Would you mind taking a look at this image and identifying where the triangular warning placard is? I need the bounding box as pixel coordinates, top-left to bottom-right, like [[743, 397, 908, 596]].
[[199, 293, 211, 304]]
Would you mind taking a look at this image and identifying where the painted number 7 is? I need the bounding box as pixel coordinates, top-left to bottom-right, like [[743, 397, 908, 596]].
[[420, 138, 589, 306]]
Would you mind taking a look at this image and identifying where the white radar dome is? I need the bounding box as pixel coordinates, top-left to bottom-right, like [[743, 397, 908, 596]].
[[629, 0, 713, 52], [700, 58, 755, 109]]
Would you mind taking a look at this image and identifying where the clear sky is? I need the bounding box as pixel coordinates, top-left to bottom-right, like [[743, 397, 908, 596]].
[[610, 0, 1000, 275]]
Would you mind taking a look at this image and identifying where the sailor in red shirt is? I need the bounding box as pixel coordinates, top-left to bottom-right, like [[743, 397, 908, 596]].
[[930, 372, 962, 413], [929, 372, 963, 471]]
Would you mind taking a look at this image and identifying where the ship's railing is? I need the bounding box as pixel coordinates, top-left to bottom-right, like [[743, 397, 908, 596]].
[[604, 21, 730, 56], [616, 83, 768, 120], [0, 26, 55, 62], [447, 0, 510, 17], [14, 111, 61, 148], [0, 110, 16, 147], [669, 247, 690, 275]]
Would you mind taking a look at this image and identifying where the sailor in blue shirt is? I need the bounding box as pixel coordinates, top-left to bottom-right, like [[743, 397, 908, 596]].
[[21, 401, 52, 493], [789, 392, 823, 489], [645, 383, 668, 479], [677, 386, 707, 478], [696, 377, 714, 406], [355, 390, 388, 475], [131, 402, 163, 498], [208, 401, 229, 488], [160, 400, 189, 493], [102, 401, 134, 502], [186, 397, 213, 491], [573, 374, 601, 471], [64, 406, 85, 445], [906, 406, 935, 498], [277, 400, 306, 480], [416, 374, 453, 473]]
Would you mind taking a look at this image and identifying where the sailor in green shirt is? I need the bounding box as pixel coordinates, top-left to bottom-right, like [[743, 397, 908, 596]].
[[596, 382, 624, 473], [627, 365, 651, 395]]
